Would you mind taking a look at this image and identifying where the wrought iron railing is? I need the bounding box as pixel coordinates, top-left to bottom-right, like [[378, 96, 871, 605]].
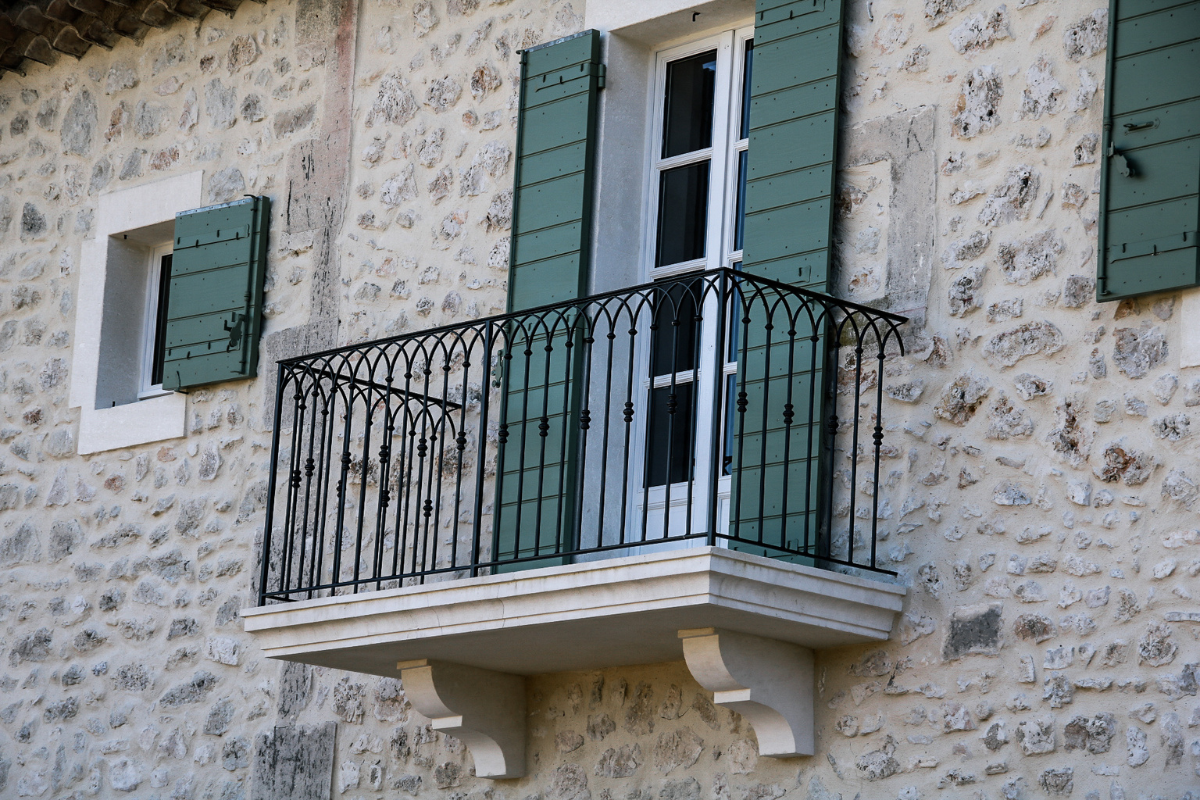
[[258, 268, 906, 603]]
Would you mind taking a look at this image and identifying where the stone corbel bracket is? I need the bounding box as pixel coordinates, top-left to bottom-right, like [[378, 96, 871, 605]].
[[679, 628, 815, 757], [397, 659, 527, 779]]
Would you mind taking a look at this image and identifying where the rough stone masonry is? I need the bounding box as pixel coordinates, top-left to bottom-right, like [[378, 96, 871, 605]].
[[0, 0, 1197, 798]]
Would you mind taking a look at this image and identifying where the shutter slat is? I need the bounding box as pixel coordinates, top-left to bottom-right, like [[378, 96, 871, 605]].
[[1116, 0, 1197, 23], [1098, 0, 1200, 300], [1110, 40, 1200, 113], [507, 30, 601, 310], [159, 196, 270, 389], [1115, 2, 1200, 55]]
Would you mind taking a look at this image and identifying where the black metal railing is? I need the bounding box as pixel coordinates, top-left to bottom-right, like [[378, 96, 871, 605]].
[[258, 268, 906, 603]]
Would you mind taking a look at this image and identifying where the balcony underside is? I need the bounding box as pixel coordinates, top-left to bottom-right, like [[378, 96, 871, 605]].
[[244, 546, 903, 676]]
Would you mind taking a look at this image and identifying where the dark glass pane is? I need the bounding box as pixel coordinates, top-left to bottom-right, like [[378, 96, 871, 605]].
[[662, 50, 717, 158], [151, 253, 172, 387], [739, 42, 754, 140], [656, 162, 709, 267], [650, 284, 701, 377], [733, 150, 747, 252], [646, 383, 695, 487]]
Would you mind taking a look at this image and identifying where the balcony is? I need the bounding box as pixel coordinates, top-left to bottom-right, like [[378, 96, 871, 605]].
[[243, 268, 908, 777]]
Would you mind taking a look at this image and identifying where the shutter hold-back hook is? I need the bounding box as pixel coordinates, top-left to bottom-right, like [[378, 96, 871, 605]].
[[1107, 142, 1134, 178], [224, 313, 246, 351]]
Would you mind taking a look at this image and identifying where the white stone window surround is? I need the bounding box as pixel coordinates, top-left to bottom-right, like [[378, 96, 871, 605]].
[[69, 171, 202, 454], [1180, 289, 1200, 369], [586, 0, 755, 297], [580, 0, 755, 542], [586, 0, 755, 46]]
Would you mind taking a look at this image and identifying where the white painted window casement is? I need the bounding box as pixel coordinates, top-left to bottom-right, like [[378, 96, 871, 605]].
[[633, 25, 753, 539], [139, 243, 174, 400], [644, 26, 752, 280], [70, 171, 201, 454]]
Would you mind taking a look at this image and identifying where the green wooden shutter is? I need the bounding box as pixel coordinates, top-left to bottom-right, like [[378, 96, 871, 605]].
[[742, 0, 843, 292], [161, 196, 270, 391], [507, 29, 603, 310], [732, 0, 846, 562], [494, 31, 603, 569], [1098, 0, 1200, 301]]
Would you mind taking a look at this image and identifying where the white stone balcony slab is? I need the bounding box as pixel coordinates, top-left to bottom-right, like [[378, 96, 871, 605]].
[[244, 547, 903, 778], [243, 546, 902, 673]]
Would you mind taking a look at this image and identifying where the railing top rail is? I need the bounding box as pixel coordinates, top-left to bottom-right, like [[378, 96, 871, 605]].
[[276, 267, 909, 368]]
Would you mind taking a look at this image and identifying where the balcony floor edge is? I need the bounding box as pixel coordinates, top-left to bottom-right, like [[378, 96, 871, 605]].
[[244, 547, 905, 678]]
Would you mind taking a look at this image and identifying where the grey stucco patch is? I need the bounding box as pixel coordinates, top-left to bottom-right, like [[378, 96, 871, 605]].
[[839, 105, 937, 328], [943, 603, 1003, 660], [251, 722, 337, 800]]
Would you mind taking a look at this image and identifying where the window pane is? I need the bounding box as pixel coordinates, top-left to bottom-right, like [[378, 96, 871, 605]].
[[733, 150, 747, 252], [662, 50, 717, 158], [656, 161, 709, 267], [650, 284, 701, 377], [151, 253, 172, 387], [646, 383, 695, 487], [739, 42, 754, 140]]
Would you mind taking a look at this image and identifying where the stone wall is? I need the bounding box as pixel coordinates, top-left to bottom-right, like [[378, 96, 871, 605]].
[[0, 0, 1197, 798]]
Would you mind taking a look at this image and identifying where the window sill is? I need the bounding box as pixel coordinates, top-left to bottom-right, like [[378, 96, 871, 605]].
[[78, 392, 186, 455], [137, 387, 174, 402]]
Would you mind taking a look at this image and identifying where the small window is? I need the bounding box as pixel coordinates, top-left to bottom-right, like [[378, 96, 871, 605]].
[[140, 243, 174, 399]]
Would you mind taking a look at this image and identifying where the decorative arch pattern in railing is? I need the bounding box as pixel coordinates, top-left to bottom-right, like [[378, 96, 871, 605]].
[[259, 268, 907, 604]]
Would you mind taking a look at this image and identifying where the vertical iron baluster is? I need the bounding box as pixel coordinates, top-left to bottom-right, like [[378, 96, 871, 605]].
[[802, 305, 820, 559], [731, 283, 752, 543], [451, 337, 472, 574], [617, 307, 638, 546], [596, 307, 618, 548], [639, 289, 659, 544], [550, 311, 577, 554], [260, 362, 289, 604], [869, 335, 888, 570], [311, 388, 334, 598], [777, 297, 799, 555], [351, 365, 375, 594], [392, 362, 416, 581], [372, 369, 396, 591], [470, 323, 494, 576], [845, 328, 866, 566], [705, 272, 729, 548], [755, 285, 775, 548], [574, 304, 596, 553], [512, 323, 535, 562], [296, 380, 320, 600], [279, 380, 307, 599]]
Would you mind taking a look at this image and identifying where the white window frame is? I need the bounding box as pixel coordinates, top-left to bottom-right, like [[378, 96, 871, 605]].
[[139, 242, 174, 400], [70, 172, 199, 454], [628, 24, 754, 542]]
